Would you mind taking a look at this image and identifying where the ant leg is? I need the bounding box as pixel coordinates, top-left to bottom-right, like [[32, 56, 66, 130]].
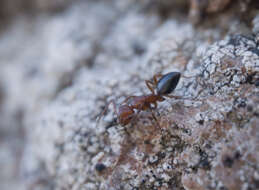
[[153, 74, 163, 86], [146, 104, 161, 128], [145, 80, 155, 94], [165, 94, 203, 101], [151, 110, 161, 129], [145, 73, 164, 94], [96, 100, 117, 128], [146, 73, 164, 94], [121, 96, 136, 104], [130, 111, 140, 126], [181, 75, 196, 79], [192, 88, 204, 100], [180, 75, 205, 100], [165, 94, 192, 100], [164, 95, 182, 99]]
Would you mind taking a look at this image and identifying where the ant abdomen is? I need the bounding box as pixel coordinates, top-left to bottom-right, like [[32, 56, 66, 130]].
[[156, 72, 181, 95]]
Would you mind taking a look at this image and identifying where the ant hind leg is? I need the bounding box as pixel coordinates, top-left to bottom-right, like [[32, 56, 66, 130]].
[[145, 80, 155, 94], [181, 75, 196, 79], [145, 73, 163, 94], [165, 94, 203, 102], [153, 74, 163, 86], [164, 95, 182, 99], [149, 108, 161, 129]]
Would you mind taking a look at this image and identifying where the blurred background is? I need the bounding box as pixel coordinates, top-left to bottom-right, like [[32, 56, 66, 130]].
[[0, 1, 75, 189]]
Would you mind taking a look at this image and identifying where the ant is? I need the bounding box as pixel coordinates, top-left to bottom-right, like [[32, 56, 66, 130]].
[[97, 72, 185, 127]]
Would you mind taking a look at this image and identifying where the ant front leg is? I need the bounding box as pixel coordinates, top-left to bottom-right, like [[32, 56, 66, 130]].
[[96, 100, 118, 128], [121, 96, 136, 105]]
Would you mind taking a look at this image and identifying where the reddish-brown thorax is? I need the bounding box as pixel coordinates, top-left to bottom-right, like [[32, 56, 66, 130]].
[[117, 94, 165, 125]]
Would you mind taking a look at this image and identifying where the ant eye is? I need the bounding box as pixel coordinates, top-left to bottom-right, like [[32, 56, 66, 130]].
[[156, 72, 181, 95]]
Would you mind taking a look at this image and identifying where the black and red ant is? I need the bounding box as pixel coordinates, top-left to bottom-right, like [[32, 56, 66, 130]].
[[97, 72, 186, 127]]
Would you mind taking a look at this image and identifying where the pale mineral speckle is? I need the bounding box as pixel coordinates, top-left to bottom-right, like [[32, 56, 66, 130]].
[[156, 166, 163, 173], [162, 162, 172, 171], [92, 152, 105, 164], [149, 176, 156, 183], [149, 155, 159, 164], [161, 173, 171, 182]]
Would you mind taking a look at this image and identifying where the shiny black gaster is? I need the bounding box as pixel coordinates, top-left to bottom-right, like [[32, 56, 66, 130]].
[[156, 72, 181, 95]]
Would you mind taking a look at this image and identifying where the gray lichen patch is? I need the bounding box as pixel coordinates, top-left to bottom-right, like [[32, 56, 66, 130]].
[[200, 35, 259, 96], [22, 34, 258, 190]]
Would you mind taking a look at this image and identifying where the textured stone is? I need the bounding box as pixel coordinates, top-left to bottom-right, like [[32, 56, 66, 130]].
[[0, 1, 258, 190]]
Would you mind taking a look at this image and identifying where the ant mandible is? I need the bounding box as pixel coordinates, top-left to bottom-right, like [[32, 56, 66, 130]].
[[97, 72, 182, 126]]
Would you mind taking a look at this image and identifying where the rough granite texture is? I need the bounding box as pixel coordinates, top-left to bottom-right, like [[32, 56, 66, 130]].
[[0, 0, 258, 190]]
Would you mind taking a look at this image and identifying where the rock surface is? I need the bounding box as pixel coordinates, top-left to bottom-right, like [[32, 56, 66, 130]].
[[0, 0, 258, 190]]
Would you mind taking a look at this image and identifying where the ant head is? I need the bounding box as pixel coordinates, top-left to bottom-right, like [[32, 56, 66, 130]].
[[156, 72, 181, 95]]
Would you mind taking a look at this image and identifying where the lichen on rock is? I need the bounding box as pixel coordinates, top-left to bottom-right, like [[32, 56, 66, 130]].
[[0, 1, 258, 190]]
